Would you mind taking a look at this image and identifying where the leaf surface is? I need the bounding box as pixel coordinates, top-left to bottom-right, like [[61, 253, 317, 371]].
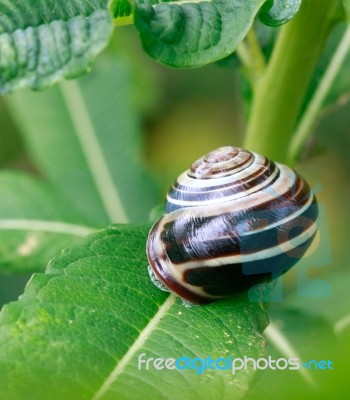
[[0, 171, 95, 274], [6, 50, 158, 226], [0, 0, 112, 93], [111, 0, 265, 67], [0, 225, 269, 400]]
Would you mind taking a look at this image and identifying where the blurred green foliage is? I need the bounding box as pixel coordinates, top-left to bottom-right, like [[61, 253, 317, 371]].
[[0, 20, 349, 306], [0, 16, 349, 399]]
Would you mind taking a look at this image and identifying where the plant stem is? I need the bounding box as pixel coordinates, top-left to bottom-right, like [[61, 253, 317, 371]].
[[244, 0, 339, 162], [113, 16, 134, 27], [246, 28, 267, 81], [287, 24, 350, 164], [237, 28, 266, 89]]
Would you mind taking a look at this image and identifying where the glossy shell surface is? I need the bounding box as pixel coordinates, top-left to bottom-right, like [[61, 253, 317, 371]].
[[147, 147, 318, 304]]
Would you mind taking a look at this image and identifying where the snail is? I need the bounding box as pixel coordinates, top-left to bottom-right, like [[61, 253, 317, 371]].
[[146, 146, 318, 304]]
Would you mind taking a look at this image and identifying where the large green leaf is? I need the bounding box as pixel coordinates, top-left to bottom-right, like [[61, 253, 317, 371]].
[[0, 225, 269, 399], [6, 49, 159, 226], [0, 171, 95, 274], [111, 0, 266, 68], [0, 0, 112, 93]]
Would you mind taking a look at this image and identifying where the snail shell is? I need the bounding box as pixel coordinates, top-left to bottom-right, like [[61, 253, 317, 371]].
[[147, 146, 318, 304]]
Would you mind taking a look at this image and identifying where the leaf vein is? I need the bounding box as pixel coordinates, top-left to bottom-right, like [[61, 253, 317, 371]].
[[59, 80, 129, 224], [91, 294, 176, 399]]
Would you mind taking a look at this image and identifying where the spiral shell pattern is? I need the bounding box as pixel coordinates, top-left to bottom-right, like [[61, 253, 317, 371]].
[[147, 146, 318, 304]]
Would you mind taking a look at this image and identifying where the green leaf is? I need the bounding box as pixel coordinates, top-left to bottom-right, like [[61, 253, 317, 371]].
[[0, 0, 112, 93], [258, 0, 302, 27], [6, 49, 159, 225], [131, 0, 265, 68], [0, 171, 95, 274], [0, 225, 269, 399]]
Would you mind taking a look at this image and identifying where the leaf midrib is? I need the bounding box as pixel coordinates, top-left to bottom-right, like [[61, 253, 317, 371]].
[[59, 80, 129, 224], [92, 294, 176, 400], [0, 219, 95, 236]]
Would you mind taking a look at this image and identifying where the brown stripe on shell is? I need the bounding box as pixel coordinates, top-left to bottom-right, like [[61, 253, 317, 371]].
[[147, 221, 213, 304], [169, 159, 278, 204], [189, 148, 254, 179], [161, 197, 317, 264], [183, 230, 317, 297], [173, 157, 274, 193]]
